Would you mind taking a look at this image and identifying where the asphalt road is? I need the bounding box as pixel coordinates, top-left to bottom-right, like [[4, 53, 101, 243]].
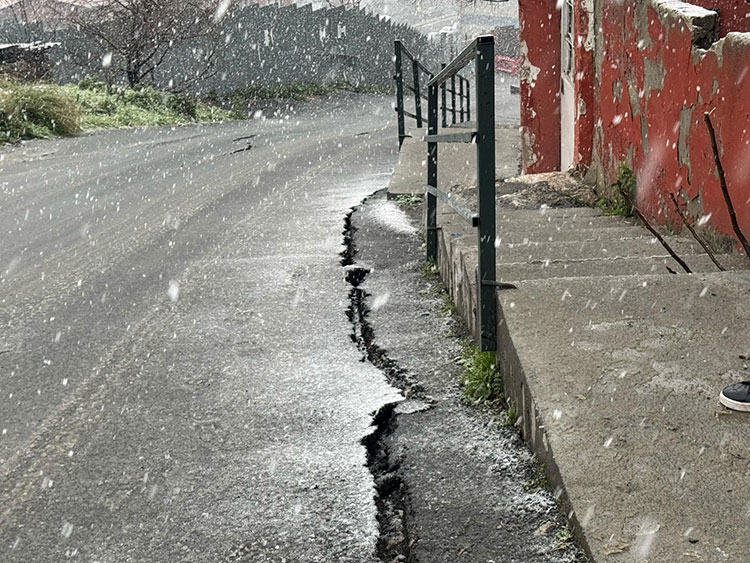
[[0, 95, 402, 562]]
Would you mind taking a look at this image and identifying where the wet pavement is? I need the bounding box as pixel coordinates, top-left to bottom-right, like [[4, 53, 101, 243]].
[[0, 95, 402, 562]]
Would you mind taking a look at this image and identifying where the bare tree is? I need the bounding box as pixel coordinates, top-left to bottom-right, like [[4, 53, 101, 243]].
[[57, 0, 220, 87]]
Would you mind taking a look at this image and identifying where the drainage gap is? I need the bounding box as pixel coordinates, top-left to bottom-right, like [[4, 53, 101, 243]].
[[342, 205, 420, 563], [362, 403, 417, 563], [340, 210, 356, 267]]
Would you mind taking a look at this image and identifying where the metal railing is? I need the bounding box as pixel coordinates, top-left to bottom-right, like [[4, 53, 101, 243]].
[[393, 40, 471, 149], [425, 35, 497, 351], [440, 63, 471, 129]]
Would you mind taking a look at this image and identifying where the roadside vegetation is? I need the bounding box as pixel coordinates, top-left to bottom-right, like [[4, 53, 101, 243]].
[[0, 78, 388, 144], [0, 80, 81, 141], [459, 344, 503, 404], [393, 193, 423, 209], [65, 78, 231, 131], [0, 78, 232, 143], [596, 162, 635, 216], [218, 80, 389, 105]]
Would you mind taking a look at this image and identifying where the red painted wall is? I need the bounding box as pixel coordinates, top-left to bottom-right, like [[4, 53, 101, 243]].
[[572, 0, 595, 170], [595, 0, 750, 243], [519, 0, 595, 173], [519, 0, 561, 173]]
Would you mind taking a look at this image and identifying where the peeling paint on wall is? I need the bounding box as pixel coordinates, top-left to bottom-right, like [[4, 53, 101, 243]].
[[522, 128, 539, 167], [578, 95, 587, 118], [677, 105, 693, 183], [640, 115, 649, 154], [644, 56, 667, 93], [591, 0, 750, 244], [613, 78, 623, 101], [519, 0, 561, 173], [519, 40, 541, 87], [582, 0, 596, 51]]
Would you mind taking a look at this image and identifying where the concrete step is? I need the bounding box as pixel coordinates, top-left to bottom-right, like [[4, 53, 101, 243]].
[[439, 206, 641, 236], [497, 271, 750, 562], [496, 206, 604, 220], [453, 244, 742, 281], [495, 212, 636, 230], [495, 254, 748, 282], [494, 226, 657, 245], [439, 202, 637, 229], [463, 235, 706, 263]]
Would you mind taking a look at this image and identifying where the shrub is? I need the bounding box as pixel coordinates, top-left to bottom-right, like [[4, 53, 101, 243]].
[[0, 82, 81, 140], [77, 76, 108, 92], [95, 97, 118, 115], [122, 86, 165, 111], [167, 93, 197, 119]]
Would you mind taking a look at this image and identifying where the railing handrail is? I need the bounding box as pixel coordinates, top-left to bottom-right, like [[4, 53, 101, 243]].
[[424, 34, 496, 351], [428, 35, 493, 87], [394, 39, 472, 147], [394, 39, 434, 76]]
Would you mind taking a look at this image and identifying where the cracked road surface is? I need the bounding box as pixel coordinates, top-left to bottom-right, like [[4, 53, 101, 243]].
[[0, 95, 401, 562], [349, 194, 584, 563]]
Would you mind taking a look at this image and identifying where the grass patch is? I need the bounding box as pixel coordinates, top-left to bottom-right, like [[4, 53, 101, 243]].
[[522, 462, 548, 491], [0, 81, 81, 141], [62, 79, 232, 132], [502, 402, 518, 426], [393, 193, 423, 209], [0, 77, 233, 143], [420, 257, 439, 279], [554, 526, 574, 549], [441, 299, 457, 315], [596, 163, 635, 216], [460, 344, 503, 404]]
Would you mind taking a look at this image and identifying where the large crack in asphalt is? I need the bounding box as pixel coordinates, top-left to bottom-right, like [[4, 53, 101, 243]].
[[341, 205, 420, 563]]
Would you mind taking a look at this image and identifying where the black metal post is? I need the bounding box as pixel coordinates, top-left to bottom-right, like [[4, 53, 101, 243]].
[[475, 36, 496, 351], [466, 79, 471, 122], [394, 40, 406, 149], [459, 77, 465, 122], [426, 83, 439, 262], [441, 63, 447, 128], [412, 59, 423, 128], [451, 75, 457, 124]]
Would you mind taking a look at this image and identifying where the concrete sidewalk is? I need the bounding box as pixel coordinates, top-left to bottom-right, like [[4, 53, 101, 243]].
[[387, 127, 750, 562], [350, 192, 583, 563], [386, 125, 521, 200]]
